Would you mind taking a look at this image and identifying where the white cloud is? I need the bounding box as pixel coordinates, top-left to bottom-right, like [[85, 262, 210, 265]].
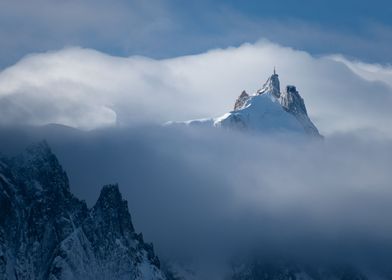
[[330, 54, 392, 87], [0, 41, 392, 135]]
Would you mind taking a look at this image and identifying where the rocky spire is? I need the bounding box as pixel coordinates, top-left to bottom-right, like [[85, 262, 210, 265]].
[[280, 85, 321, 137], [11, 140, 70, 195], [92, 184, 135, 234], [280, 85, 307, 116], [1, 144, 166, 280], [234, 90, 250, 110], [257, 69, 281, 98]]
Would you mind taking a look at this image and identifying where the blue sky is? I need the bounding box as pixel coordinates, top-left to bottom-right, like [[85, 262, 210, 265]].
[[1, 0, 392, 68]]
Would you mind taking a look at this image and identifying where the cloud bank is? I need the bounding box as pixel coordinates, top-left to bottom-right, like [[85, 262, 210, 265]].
[[0, 41, 392, 136]]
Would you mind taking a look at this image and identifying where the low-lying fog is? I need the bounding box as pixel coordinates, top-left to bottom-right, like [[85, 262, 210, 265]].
[[1, 124, 391, 275]]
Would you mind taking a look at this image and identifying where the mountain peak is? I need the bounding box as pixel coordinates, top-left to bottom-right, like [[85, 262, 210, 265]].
[[97, 184, 123, 207], [1, 144, 166, 280], [257, 69, 281, 98], [169, 70, 322, 138], [234, 90, 250, 110], [280, 85, 321, 136], [21, 140, 54, 166], [280, 85, 307, 116], [11, 140, 70, 193], [93, 183, 135, 234], [230, 71, 321, 137]]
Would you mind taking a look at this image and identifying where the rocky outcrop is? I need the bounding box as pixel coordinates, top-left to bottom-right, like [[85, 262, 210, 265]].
[[0, 142, 166, 280], [234, 90, 250, 111], [279, 85, 320, 137], [280, 85, 307, 116], [257, 71, 281, 98]]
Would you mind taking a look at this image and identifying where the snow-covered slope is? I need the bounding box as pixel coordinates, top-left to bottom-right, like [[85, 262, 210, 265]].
[[0, 142, 167, 280], [168, 70, 321, 137]]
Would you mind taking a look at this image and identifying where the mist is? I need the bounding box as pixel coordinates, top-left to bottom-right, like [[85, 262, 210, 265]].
[[1, 124, 392, 277]]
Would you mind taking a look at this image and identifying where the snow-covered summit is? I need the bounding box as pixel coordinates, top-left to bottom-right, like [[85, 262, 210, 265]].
[[256, 68, 281, 98], [169, 70, 321, 138]]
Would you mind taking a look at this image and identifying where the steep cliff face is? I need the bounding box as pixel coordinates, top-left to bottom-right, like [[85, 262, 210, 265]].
[[0, 142, 166, 280], [279, 85, 320, 137]]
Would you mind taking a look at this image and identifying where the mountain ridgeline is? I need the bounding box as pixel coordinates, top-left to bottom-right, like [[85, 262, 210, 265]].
[[0, 141, 166, 280]]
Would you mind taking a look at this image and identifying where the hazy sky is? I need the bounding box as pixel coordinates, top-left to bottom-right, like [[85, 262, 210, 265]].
[[1, 0, 392, 68]]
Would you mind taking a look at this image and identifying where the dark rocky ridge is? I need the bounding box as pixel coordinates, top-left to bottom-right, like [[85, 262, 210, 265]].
[[0, 141, 166, 280]]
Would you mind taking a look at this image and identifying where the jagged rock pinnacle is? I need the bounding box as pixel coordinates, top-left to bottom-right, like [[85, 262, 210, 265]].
[[280, 85, 320, 136], [12, 139, 70, 193], [234, 90, 250, 110], [1, 145, 166, 279], [92, 184, 136, 234], [280, 85, 307, 116], [257, 70, 281, 98]]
